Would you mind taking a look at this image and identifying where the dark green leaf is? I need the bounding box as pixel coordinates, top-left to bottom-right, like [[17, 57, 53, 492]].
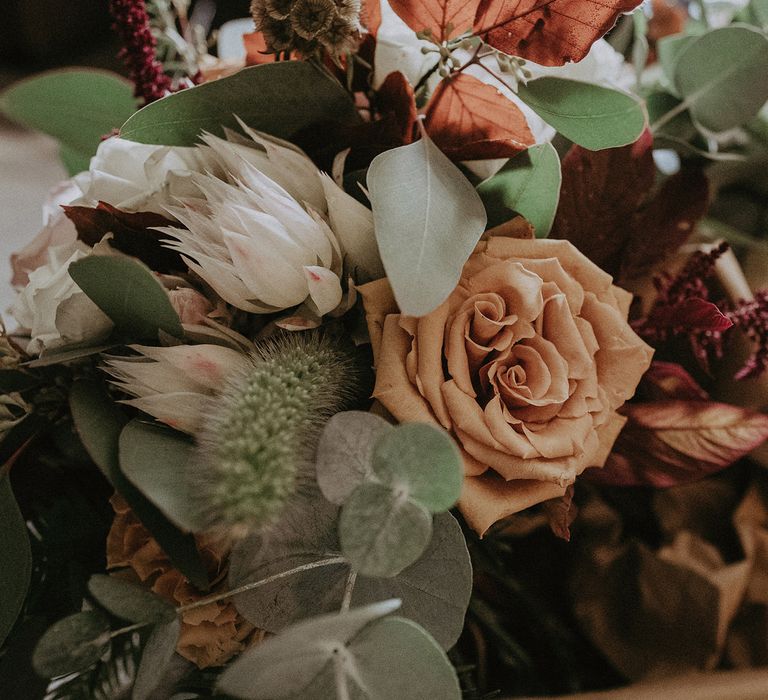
[[516, 78, 646, 150], [32, 611, 111, 679], [120, 62, 358, 147], [88, 574, 176, 624], [0, 69, 136, 172], [68, 256, 183, 340], [132, 618, 182, 700], [69, 380, 209, 590], [0, 475, 32, 646]]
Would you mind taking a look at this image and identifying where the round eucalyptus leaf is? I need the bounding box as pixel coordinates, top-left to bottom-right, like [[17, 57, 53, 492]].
[[217, 600, 401, 699], [88, 574, 176, 625], [32, 611, 110, 679], [132, 618, 182, 700], [339, 482, 433, 578], [674, 25, 768, 133], [350, 617, 461, 699], [372, 423, 463, 512], [315, 411, 392, 505]]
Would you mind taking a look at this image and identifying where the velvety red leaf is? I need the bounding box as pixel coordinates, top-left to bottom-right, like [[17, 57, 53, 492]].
[[474, 0, 642, 66], [644, 297, 733, 335], [642, 361, 709, 402], [587, 400, 768, 487], [377, 71, 418, 145], [620, 166, 710, 280], [63, 202, 183, 274], [550, 138, 655, 272], [390, 0, 482, 42], [424, 73, 534, 160]]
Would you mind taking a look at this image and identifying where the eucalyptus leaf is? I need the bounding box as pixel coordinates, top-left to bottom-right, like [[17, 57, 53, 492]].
[[132, 618, 182, 700], [350, 617, 461, 699], [68, 256, 183, 341], [673, 25, 768, 133], [657, 35, 696, 87], [118, 419, 202, 531], [120, 62, 358, 146], [372, 423, 463, 512], [0, 69, 136, 175], [477, 143, 561, 235], [230, 507, 471, 649], [87, 574, 176, 624], [25, 344, 116, 368], [367, 132, 487, 317], [516, 77, 646, 150], [32, 611, 111, 679], [316, 411, 393, 505], [339, 483, 433, 578], [0, 476, 32, 646], [70, 380, 209, 590], [217, 600, 401, 699]]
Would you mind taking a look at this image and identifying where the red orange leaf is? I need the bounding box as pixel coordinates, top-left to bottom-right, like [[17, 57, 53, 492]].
[[588, 400, 768, 487], [377, 71, 418, 145], [390, 0, 482, 42], [243, 32, 278, 66], [362, 0, 383, 36], [642, 361, 709, 402], [424, 73, 534, 160], [474, 0, 643, 66]]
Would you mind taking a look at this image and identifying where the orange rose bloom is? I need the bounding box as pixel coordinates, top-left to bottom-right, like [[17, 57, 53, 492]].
[[359, 230, 654, 535]]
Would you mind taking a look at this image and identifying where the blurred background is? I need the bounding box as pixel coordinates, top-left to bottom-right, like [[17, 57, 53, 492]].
[[0, 0, 251, 311]]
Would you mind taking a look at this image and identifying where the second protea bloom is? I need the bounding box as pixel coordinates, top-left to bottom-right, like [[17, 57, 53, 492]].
[[103, 344, 248, 434], [159, 158, 345, 317]]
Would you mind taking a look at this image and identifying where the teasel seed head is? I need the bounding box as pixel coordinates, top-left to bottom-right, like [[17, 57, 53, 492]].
[[188, 330, 360, 538]]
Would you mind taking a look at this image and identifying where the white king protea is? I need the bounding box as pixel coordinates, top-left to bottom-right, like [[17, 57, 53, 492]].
[[157, 123, 382, 318]]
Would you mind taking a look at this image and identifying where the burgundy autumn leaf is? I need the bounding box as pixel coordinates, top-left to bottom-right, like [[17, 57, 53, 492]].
[[550, 137, 655, 273], [473, 0, 642, 66], [587, 400, 768, 488], [642, 361, 709, 402], [424, 73, 534, 160], [63, 202, 184, 274], [377, 71, 418, 145], [390, 0, 482, 42], [644, 297, 733, 335], [362, 0, 383, 36]]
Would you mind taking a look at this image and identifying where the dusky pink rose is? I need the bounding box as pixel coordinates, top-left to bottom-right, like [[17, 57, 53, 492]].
[[359, 232, 654, 535]]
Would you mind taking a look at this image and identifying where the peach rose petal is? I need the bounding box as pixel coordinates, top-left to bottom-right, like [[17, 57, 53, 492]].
[[460, 473, 568, 536]]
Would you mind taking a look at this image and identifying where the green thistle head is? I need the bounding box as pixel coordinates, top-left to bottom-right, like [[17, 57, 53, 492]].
[[189, 330, 360, 537]]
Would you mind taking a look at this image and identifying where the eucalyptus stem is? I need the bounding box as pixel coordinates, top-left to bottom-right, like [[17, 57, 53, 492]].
[[109, 621, 150, 639], [334, 652, 351, 700], [340, 569, 358, 613], [650, 99, 691, 133], [179, 556, 348, 612]]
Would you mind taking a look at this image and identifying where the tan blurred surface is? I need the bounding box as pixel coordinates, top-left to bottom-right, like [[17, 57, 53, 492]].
[[0, 119, 66, 316]]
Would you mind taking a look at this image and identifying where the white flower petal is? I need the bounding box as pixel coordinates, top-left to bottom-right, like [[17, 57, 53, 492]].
[[304, 265, 343, 315]]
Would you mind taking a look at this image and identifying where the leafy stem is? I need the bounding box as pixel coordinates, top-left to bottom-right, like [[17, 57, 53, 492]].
[[340, 569, 358, 613]]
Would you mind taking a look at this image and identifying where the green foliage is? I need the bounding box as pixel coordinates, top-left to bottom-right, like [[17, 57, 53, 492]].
[[132, 618, 182, 700], [87, 574, 176, 625], [191, 332, 359, 534], [120, 61, 359, 146], [0, 69, 136, 175], [69, 379, 209, 590], [477, 143, 562, 236], [516, 78, 646, 150], [672, 25, 768, 133], [32, 610, 111, 679], [217, 600, 460, 700], [68, 256, 184, 341], [0, 475, 32, 646], [367, 130, 487, 317]]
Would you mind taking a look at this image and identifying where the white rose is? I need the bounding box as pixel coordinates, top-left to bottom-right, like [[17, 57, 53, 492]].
[[11, 242, 114, 355], [72, 137, 213, 214]]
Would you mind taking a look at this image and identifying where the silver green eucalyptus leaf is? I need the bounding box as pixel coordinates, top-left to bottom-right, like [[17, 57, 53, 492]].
[[88, 574, 176, 625], [367, 131, 487, 317], [217, 600, 401, 699], [32, 611, 111, 679], [316, 411, 393, 505], [230, 508, 471, 650], [372, 423, 463, 513], [132, 618, 182, 700], [339, 483, 433, 578]]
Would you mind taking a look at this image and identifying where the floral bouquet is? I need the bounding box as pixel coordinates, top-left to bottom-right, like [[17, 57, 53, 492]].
[[2, 0, 768, 697]]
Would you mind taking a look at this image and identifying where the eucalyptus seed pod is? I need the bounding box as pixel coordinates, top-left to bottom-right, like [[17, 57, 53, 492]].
[[188, 331, 359, 537]]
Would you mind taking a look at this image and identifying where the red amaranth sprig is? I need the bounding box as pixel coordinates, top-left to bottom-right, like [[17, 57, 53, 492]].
[[726, 290, 768, 380], [108, 0, 172, 105]]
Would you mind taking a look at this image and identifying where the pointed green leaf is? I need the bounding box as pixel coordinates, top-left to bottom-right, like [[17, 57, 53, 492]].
[[32, 611, 111, 679], [367, 132, 487, 317], [88, 575, 176, 625], [120, 62, 358, 146], [68, 256, 183, 340], [516, 77, 646, 150]]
